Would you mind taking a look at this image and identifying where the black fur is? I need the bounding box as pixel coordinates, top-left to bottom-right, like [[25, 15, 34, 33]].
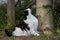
[[14, 21, 30, 31], [23, 10, 28, 20], [5, 29, 12, 37]]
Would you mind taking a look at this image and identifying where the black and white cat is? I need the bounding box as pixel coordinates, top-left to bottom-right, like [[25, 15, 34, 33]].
[[5, 8, 40, 37]]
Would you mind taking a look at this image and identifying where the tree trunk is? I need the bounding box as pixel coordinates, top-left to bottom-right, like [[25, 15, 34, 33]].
[[7, 0, 15, 29], [2, 0, 15, 40], [36, 0, 53, 35]]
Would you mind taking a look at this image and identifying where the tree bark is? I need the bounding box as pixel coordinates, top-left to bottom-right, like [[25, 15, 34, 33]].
[[7, 0, 15, 29], [36, 0, 53, 35]]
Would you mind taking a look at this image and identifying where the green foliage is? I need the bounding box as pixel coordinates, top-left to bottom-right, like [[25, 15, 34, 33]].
[[9, 36, 14, 40], [15, 6, 24, 24], [35, 34, 56, 40], [0, 1, 36, 29], [54, 28, 60, 36], [0, 3, 7, 29], [52, 1, 60, 36], [53, 1, 60, 34], [23, 0, 31, 8]]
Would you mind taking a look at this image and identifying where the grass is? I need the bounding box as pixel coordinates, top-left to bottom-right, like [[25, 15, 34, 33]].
[[9, 36, 14, 40]]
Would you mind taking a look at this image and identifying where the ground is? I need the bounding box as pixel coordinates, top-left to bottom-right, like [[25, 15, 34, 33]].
[[0, 31, 60, 40], [0, 35, 60, 40]]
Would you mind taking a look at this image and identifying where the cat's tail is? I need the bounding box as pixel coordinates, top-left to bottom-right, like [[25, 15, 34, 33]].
[[5, 29, 12, 37]]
